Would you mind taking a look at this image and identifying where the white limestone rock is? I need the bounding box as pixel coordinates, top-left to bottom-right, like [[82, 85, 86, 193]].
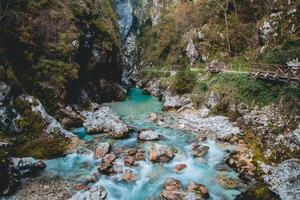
[[81, 105, 129, 139], [264, 159, 300, 200]]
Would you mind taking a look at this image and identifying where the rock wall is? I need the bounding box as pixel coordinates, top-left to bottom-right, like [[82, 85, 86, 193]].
[[0, 0, 125, 113]]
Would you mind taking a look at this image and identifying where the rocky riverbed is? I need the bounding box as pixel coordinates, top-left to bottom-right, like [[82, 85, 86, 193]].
[[2, 87, 299, 200]]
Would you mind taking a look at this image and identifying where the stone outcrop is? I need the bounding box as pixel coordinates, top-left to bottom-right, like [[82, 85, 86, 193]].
[[81, 105, 129, 139], [264, 159, 300, 200], [23, 96, 75, 138]]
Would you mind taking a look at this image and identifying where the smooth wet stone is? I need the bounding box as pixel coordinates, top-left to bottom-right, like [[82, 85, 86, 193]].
[[163, 178, 182, 191], [138, 130, 162, 141], [174, 164, 187, 173], [191, 143, 209, 157], [187, 181, 209, 198], [94, 142, 111, 158], [70, 185, 107, 200], [121, 170, 136, 182], [149, 144, 175, 163]]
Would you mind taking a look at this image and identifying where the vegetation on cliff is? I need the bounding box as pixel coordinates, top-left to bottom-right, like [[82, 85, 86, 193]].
[[0, 0, 122, 115]]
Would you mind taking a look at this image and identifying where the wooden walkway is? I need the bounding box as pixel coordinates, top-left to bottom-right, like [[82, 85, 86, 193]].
[[248, 63, 300, 83]]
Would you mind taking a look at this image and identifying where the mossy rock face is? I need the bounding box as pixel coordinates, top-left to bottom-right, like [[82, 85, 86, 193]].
[[12, 97, 70, 159], [236, 184, 279, 200], [0, 0, 122, 113]]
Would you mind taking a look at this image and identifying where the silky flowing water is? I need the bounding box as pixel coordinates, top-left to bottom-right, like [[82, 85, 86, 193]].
[[43, 88, 243, 200]]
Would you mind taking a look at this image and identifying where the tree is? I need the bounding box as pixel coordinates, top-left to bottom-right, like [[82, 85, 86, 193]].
[[213, 0, 231, 54], [0, 0, 24, 22]]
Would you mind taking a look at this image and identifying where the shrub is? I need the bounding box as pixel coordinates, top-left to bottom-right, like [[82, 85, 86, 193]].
[[172, 66, 197, 94]]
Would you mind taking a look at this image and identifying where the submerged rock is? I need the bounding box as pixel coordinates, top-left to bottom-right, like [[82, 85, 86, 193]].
[[70, 185, 107, 200], [94, 142, 111, 158], [191, 143, 209, 157], [264, 159, 300, 200], [82, 105, 129, 139], [174, 164, 187, 173], [149, 144, 175, 163], [138, 130, 162, 141]]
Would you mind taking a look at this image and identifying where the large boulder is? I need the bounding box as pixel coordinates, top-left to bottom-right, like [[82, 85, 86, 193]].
[[149, 144, 175, 163], [82, 105, 129, 139], [264, 159, 300, 200], [70, 185, 107, 200], [138, 130, 163, 141]]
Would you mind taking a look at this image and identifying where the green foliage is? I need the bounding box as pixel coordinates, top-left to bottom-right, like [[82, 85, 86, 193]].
[[260, 40, 300, 64], [34, 58, 78, 87], [196, 73, 300, 113], [172, 66, 197, 94]]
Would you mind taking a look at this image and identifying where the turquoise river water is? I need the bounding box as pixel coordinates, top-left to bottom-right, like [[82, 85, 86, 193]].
[[43, 88, 243, 200]]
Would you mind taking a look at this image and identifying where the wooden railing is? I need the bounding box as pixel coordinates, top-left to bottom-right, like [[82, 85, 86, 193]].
[[248, 63, 300, 83]]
